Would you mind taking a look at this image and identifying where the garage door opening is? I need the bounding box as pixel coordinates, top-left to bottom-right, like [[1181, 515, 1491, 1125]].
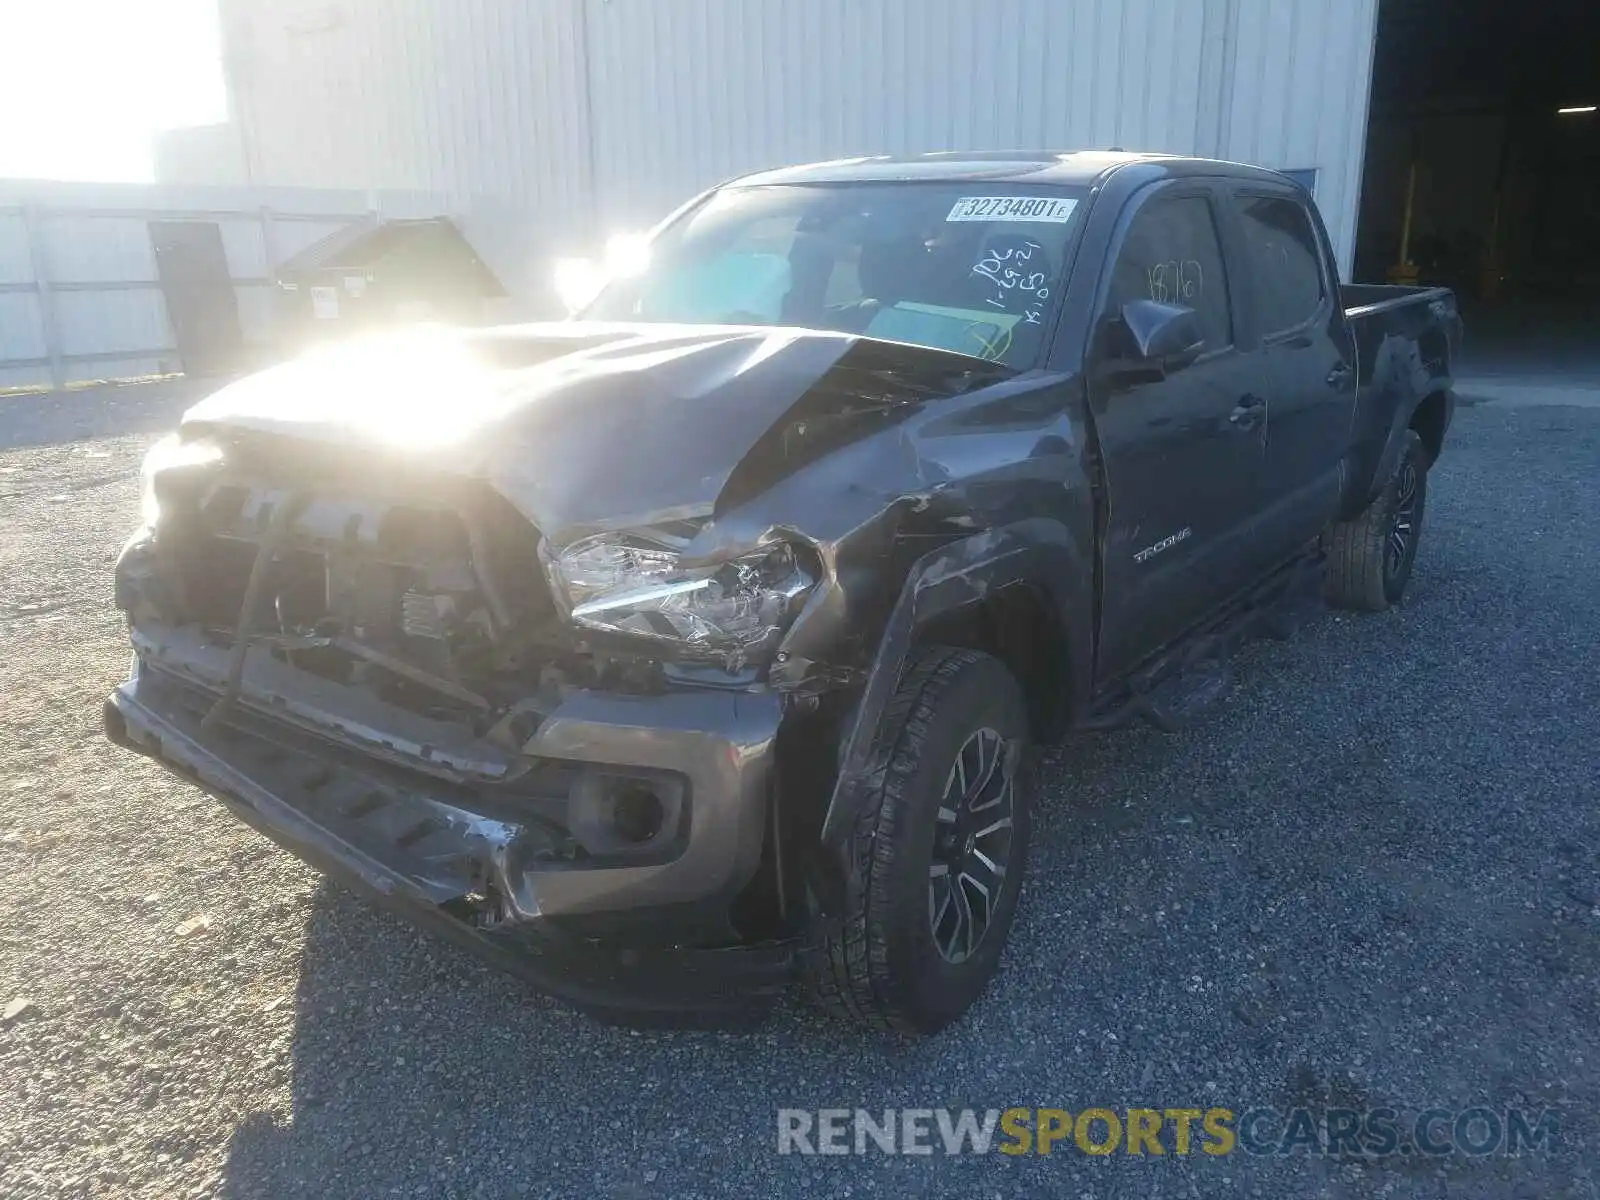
[[1355, 0, 1600, 380]]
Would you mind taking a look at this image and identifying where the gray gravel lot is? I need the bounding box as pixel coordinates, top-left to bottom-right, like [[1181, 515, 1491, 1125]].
[[1, 381, 1597, 1199]]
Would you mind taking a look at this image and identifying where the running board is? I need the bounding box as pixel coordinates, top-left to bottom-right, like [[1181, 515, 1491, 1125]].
[[1083, 552, 1325, 733]]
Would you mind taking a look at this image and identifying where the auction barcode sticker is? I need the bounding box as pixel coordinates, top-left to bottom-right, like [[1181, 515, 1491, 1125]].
[[946, 196, 1078, 223]]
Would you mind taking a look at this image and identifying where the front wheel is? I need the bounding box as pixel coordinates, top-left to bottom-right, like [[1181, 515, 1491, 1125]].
[[1325, 429, 1430, 612], [805, 646, 1032, 1035]]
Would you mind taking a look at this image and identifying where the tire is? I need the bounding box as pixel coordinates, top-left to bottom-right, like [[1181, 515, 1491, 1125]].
[[805, 646, 1032, 1035], [1325, 429, 1429, 612]]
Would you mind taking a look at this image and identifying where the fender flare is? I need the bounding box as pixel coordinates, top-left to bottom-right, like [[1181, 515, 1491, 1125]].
[[1348, 321, 1456, 514], [810, 519, 1092, 917], [1366, 387, 1454, 507]]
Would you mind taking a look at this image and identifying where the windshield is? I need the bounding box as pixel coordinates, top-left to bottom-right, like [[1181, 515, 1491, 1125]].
[[586, 182, 1089, 368]]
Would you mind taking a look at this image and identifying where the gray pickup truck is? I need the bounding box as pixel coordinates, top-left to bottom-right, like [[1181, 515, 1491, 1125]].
[[106, 151, 1461, 1034]]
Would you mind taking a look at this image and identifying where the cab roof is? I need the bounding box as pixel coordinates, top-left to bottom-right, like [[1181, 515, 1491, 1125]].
[[730, 150, 1291, 190]]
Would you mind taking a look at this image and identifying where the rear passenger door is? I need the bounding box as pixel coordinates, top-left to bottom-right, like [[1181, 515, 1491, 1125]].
[[1086, 182, 1270, 682], [1225, 188, 1358, 560]]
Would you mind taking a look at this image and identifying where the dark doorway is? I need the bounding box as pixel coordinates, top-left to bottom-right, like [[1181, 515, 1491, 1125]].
[[150, 220, 245, 377], [1355, 0, 1600, 379]]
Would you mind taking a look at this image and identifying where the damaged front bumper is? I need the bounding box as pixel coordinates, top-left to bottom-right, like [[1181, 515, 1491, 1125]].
[[104, 646, 797, 1015]]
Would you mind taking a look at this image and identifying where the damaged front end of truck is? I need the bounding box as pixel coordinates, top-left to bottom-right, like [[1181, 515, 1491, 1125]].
[[105, 322, 1025, 1015]]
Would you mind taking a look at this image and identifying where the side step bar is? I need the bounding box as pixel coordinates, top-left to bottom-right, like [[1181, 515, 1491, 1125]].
[[1083, 551, 1325, 734]]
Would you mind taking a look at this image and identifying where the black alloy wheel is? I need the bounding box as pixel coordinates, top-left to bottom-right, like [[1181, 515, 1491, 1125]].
[[928, 726, 1016, 965], [1386, 457, 1421, 583]]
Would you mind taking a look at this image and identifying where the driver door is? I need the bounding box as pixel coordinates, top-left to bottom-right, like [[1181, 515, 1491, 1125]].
[[1087, 183, 1271, 682]]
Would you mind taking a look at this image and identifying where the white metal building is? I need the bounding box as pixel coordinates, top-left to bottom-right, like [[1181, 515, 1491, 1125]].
[[193, 0, 1380, 300]]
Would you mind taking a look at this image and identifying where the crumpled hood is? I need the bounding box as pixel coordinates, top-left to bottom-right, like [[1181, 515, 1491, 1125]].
[[180, 322, 1009, 539]]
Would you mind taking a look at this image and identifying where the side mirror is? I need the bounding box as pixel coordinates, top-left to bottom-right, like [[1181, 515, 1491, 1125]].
[[1115, 300, 1205, 373]]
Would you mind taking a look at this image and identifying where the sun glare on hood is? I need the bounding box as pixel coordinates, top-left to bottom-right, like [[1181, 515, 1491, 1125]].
[[182, 329, 515, 451]]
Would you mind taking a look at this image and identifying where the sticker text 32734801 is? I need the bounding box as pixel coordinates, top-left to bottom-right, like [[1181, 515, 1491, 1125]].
[[946, 196, 1078, 223]]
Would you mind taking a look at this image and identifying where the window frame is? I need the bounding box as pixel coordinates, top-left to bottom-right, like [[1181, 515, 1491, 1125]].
[[1224, 185, 1332, 345], [1088, 179, 1241, 368]]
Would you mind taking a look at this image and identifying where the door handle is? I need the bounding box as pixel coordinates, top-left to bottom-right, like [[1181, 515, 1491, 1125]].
[[1229, 394, 1265, 429], [1326, 362, 1354, 388]]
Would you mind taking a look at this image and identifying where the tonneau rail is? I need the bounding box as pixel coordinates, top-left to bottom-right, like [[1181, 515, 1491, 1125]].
[[1339, 283, 1454, 320]]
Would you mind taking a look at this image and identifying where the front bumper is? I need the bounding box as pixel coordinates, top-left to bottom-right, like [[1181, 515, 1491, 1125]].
[[105, 659, 796, 1015]]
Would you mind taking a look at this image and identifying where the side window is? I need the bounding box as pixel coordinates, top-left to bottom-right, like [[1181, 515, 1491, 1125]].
[[1105, 195, 1232, 353], [1234, 195, 1325, 335]]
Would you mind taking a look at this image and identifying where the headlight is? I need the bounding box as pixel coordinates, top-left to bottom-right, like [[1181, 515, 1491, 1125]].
[[139, 435, 223, 529], [550, 533, 815, 663]]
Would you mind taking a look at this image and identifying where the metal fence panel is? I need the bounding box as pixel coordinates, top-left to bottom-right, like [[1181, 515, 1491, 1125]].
[[0, 182, 450, 390], [0, 213, 31, 285], [37, 215, 156, 284], [0, 295, 45, 360], [54, 289, 171, 358]]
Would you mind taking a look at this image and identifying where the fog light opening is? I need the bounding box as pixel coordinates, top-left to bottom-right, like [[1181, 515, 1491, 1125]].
[[568, 772, 683, 857], [610, 781, 665, 844]]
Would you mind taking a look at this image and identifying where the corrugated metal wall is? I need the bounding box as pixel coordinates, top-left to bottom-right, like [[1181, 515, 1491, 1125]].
[[218, 0, 593, 296], [1219, 0, 1378, 286], [218, 0, 1377, 289], [583, 0, 1213, 224], [222, 0, 589, 216]]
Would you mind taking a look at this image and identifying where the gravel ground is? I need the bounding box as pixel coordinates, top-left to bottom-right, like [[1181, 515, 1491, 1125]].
[[1, 381, 1597, 1199]]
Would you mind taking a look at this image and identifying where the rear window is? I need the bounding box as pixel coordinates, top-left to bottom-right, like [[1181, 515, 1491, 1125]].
[[1233, 195, 1325, 334], [586, 182, 1089, 368]]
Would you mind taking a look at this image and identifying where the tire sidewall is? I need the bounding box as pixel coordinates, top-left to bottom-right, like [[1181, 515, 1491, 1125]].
[[875, 654, 1032, 1031]]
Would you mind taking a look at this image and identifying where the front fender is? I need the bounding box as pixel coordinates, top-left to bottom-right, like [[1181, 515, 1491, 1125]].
[[810, 519, 1092, 917]]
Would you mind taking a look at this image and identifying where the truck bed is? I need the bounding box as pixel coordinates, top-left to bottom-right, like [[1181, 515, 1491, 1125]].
[[1337, 283, 1462, 513], [1338, 283, 1459, 364]]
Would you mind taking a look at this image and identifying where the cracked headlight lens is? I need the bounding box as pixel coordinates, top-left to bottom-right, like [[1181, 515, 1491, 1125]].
[[550, 534, 814, 661]]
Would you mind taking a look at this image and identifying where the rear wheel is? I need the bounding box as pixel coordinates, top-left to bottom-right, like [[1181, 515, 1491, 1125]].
[[805, 646, 1032, 1035], [1325, 430, 1429, 612]]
